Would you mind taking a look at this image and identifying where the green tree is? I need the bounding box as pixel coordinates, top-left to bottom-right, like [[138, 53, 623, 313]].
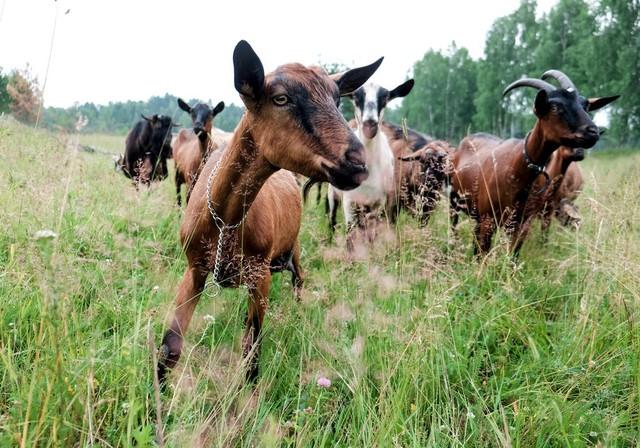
[[7, 66, 42, 124], [534, 0, 598, 90], [401, 44, 477, 141], [592, 0, 640, 144], [0, 68, 10, 114], [322, 62, 355, 121], [473, 0, 540, 137]]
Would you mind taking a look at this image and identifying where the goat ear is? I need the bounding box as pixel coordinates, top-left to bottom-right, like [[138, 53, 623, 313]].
[[177, 98, 191, 113], [233, 40, 265, 108], [389, 79, 414, 101], [586, 95, 620, 112], [533, 89, 550, 117], [212, 101, 225, 117], [332, 57, 384, 97]]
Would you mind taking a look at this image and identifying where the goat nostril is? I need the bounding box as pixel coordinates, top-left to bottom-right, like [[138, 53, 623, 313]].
[[586, 125, 599, 136], [345, 146, 366, 166]]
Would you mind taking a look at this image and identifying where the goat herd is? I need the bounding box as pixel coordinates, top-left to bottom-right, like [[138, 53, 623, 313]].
[[114, 40, 619, 388]]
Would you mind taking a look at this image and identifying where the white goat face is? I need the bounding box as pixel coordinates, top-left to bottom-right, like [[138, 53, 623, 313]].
[[351, 79, 415, 140], [353, 84, 387, 139]]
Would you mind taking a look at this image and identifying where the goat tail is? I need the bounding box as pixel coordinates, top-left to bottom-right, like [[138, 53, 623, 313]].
[[302, 178, 323, 204]]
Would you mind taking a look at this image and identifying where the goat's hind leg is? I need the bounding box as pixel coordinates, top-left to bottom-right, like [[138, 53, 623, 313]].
[[243, 273, 271, 383], [289, 243, 304, 301]]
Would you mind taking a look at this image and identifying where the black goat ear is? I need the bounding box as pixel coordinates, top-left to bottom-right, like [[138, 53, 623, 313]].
[[332, 57, 384, 97], [534, 89, 550, 117], [212, 101, 225, 117], [389, 79, 414, 101], [177, 98, 191, 113], [233, 40, 265, 111], [586, 95, 620, 112]]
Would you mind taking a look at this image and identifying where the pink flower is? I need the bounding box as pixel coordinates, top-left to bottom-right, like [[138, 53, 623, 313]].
[[317, 376, 331, 388]]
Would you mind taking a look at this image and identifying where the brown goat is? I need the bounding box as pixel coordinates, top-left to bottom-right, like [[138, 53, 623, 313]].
[[550, 160, 584, 228], [158, 40, 382, 385], [449, 70, 618, 255], [503, 146, 586, 246], [172, 100, 226, 206], [536, 146, 585, 233], [392, 138, 452, 226]]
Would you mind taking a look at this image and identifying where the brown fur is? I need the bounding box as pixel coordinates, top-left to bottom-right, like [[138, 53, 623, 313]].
[[550, 160, 583, 228], [172, 115, 231, 206], [387, 130, 452, 226], [449, 79, 616, 256], [158, 41, 379, 385]]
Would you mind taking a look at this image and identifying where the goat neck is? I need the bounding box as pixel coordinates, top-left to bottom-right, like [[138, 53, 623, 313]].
[[518, 121, 559, 183], [207, 115, 277, 226]]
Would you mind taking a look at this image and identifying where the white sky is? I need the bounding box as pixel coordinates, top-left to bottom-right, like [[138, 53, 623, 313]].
[[0, 0, 557, 109]]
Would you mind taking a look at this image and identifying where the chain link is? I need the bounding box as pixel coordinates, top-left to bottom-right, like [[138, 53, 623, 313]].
[[206, 151, 246, 285]]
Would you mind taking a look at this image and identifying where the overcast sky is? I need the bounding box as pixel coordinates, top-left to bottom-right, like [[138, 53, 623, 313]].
[[0, 0, 558, 109]]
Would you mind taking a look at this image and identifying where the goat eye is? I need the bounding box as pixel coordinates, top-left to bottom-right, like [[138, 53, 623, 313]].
[[272, 95, 289, 106]]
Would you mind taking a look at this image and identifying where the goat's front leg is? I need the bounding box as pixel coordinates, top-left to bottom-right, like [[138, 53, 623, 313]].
[[509, 218, 533, 258], [158, 266, 207, 386], [327, 189, 340, 237], [539, 203, 554, 242], [175, 171, 184, 207], [243, 272, 271, 383], [449, 191, 463, 231], [342, 196, 357, 252], [473, 215, 496, 256]]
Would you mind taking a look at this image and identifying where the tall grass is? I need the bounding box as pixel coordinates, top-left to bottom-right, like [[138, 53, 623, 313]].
[[0, 117, 638, 447]]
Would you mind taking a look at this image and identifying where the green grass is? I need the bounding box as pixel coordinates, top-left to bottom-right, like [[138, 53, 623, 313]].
[[1, 116, 639, 447]]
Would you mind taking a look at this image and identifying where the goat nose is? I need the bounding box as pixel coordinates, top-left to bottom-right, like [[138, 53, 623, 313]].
[[345, 141, 366, 167], [585, 125, 599, 136]]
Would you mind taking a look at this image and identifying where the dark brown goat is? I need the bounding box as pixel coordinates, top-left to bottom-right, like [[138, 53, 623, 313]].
[[158, 40, 382, 385], [118, 114, 176, 186], [172, 99, 226, 206], [391, 137, 452, 226], [548, 158, 584, 229], [449, 70, 618, 255], [536, 146, 585, 233]]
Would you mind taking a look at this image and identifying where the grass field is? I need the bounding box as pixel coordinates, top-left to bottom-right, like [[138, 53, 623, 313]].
[[1, 116, 639, 447]]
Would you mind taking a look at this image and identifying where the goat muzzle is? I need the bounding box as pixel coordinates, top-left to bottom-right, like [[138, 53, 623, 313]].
[[362, 120, 378, 139]]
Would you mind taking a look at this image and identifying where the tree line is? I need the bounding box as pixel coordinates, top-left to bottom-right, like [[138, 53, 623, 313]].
[[3, 0, 638, 146], [394, 0, 639, 146]]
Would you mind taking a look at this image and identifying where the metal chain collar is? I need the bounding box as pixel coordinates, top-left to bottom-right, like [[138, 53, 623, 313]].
[[205, 151, 247, 284], [522, 131, 550, 193]]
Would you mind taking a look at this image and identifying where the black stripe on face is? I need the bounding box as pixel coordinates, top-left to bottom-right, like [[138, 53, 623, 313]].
[[286, 82, 318, 136], [376, 87, 389, 115], [353, 88, 365, 115]]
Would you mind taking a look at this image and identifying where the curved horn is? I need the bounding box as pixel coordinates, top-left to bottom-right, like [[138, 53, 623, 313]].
[[542, 70, 576, 92], [503, 78, 555, 97]]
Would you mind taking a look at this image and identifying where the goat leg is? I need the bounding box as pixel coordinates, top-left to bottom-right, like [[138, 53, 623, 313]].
[[243, 273, 271, 383], [474, 216, 496, 256], [158, 266, 207, 387], [289, 243, 304, 302]]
